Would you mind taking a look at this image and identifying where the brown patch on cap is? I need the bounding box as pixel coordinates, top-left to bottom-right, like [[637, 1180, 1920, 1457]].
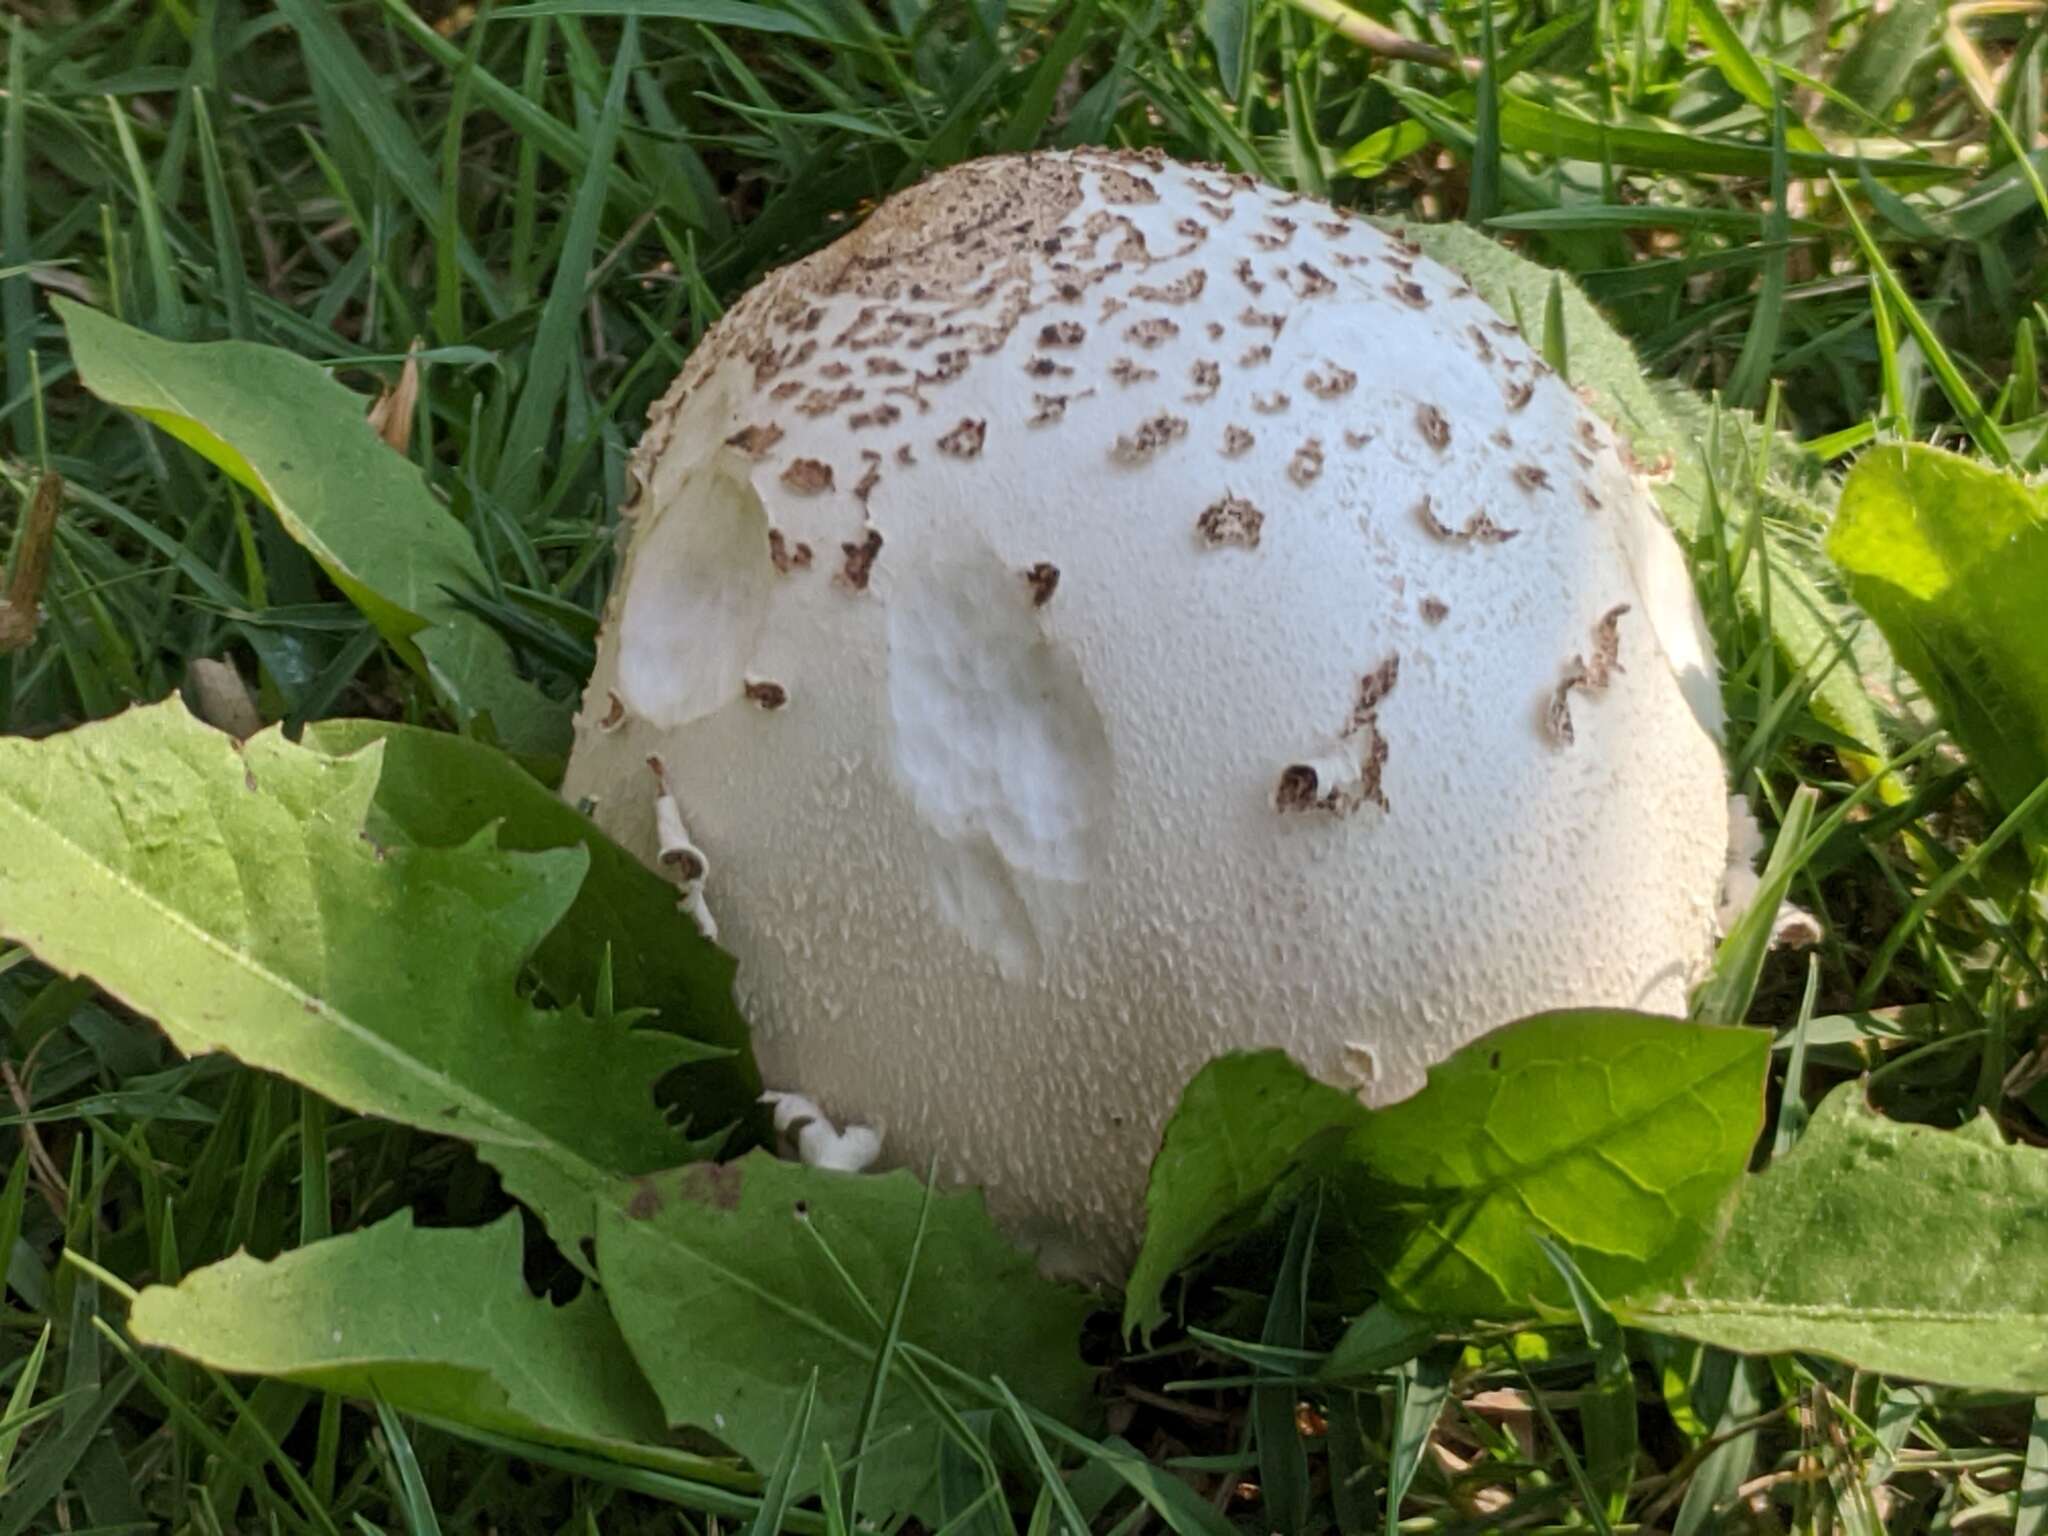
[[1288, 438, 1325, 487], [1513, 463, 1552, 492], [1238, 342, 1273, 368], [780, 458, 834, 494], [1187, 359, 1222, 401], [1197, 494, 1264, 549], [1124, 317, 1179, 349], [839, 527, 883, 591], [1544, 604, 1630, 745], [1420, 596, 1449, 625], [1222, 424, 1255, 457], [767, 529, 815, 574], [1416, 497, 1519, 544], [1024, 356, 1074, 380], [744, 679, 789, 710], [1233, 258, 1265, 295], [1132, 270, 1208, 305], [1109, 358, 1159, 386], [1415, 404, 1451, 452], [1388, 280, 1430, 310], [727, 423, 785, 457], [1038, 320, 1086, 347], [1304, 364, 1357, 400], [1023, 562, 1060, 606], [1113, 412, 1190, 464], [1239, 307, 1286, 336], [849, 402, 903, 431], [1294, 262, 1336, 299], [1504, 379, 1535, 412], [937, 418, 987, 458]]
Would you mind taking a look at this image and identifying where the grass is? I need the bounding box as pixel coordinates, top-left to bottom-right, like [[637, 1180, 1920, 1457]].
[[1, 0, 2046, 1529]]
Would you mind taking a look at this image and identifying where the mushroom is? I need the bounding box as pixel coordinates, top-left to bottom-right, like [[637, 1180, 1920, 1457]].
[[563, 150, 1734, 1264]]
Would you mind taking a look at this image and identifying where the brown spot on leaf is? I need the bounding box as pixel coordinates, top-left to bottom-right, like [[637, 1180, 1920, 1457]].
[[677, 1162, 742, 1212], [626, 1177, 663, 1220]]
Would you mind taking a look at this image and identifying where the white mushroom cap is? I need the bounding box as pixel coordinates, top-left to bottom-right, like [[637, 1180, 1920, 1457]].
[[564, 150, 1732, 1261]]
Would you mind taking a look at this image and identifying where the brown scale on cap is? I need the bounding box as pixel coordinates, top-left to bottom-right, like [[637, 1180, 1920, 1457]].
[[1199, 198, 1232, 222], [768, 528, 815, 574], [1316, 219, 1351, 239], [1504, 379, 1535, 412], [1343, 427, 1376, 450], [1187, 359, 1222, 401], [1030, 393, 1080, 425], [1415, 404, 1452, 452], [1205, 320, 1227, 341], [1416, 497, 1519, 545], [1288, 439, 1325, 487], [894, 443, 916, 466], [838, 528, 884, 591], [1468, 324, 1495, 361], [1222, 424, 1255, 457], [797, 385, 863, 417], [1124, 317, 1179, 348], [1024, 356, 1074, 380], [727, 423, 785, 457], [1038, 320, 1086, 348], [937, 418, 988, 458], [744, 680, 789, 711], [1023, 562, 1060, 606], [1420, 596, 1449, 625], [1513, 464, 1552, 492], [1172, 217, 1207, 243], [866, 356, 906, 377], [852, 457, 882, 505], [1197, 493, 1264, 549], [1132, 270, 1208, 304], [1233, 259, 1265, 295], [781, 458, 835, 494], [1251, 215, 1297, 251], [599, 691, 626, 729], [1239, 342, 1274, 368], [1277, 656, 1400, 817], [1544, 604, 1632, 746], [1294, 262, 1336, 299], [849, 403, 903, 431], [1252, 390, 1291, 415], [1239, 307, 1286, 336], [1388, 280, 1430, 310], [1304, 364, 1357, 400], [818, 361, 851, 380], [1109, 358, 1159, 386], [1112, 412, 1190, 464]]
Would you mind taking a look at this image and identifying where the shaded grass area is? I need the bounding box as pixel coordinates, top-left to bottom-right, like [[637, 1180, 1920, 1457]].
[[2, 0, 2047, 1529]]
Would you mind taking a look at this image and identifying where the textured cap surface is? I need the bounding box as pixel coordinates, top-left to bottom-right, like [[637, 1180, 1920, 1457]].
[[563, 149, 1731, 1260]]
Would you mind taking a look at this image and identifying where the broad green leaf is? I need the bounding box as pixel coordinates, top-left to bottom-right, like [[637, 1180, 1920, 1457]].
[[1349, 1012, 1769, 1319], [57, 301, 567, 757], [1123, 1052, 1367, 1338], [1827, 444, 2048, 833], [304, 721, 762, 1139], [0, 699, 691, 1253], [128, 1210, 729, 1475], [598, 1152, 1096, 1518], [1393, 221, 1889, 761], [1630, 1085, 2048, 1390]]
